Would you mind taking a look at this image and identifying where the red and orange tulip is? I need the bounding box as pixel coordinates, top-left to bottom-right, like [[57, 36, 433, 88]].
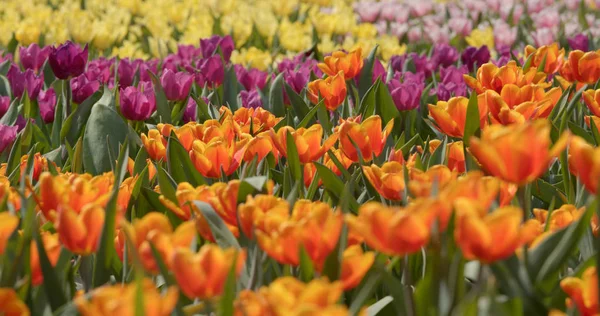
[[270, 125, 338, 164], [303, 148, 353, 187], [141, 129, 167, 161], [362, 161, 405, 201], [30, 232, 61, 286], [469, 120, 569, 185], [482, 85, 561, 125], [189, 137, 246, 178], [0, 212, 18, 255], [240, 131, 279, 163], [447, 141, 466, 173], [569, 136, 600, 194], [408, 165, 457, 198], [238, 194, 289, 239], [560, 266, 598, 316], [221, 106, 283, 135], [440, 171, 516, 212], [559, 50, 600, 84], [171, 245, 246, 299], [524, 43, 565, 74], [336, 115, 393, 162], [464, 61, 549, 94], [583, 89, 600, 118], [340, 245, 375, 291], [428, 95, 488, 138], [317, 48, 363, 80], [0, 288, 30, 316], [307, 71, 347, 111], [56, 205, 104, 255]]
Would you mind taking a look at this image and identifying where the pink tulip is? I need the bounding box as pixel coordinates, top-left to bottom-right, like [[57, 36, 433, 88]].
[[448, 17, 473, 37], [354, 2, 382, 23], [532, 28, 555, 47]]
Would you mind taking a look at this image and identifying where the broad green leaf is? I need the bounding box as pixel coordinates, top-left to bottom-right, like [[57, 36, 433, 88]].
[[358, 45, 378, 100], [0, 98, 19, 126], [218, 254, 240, 316], [297, 99, 322, 129], [285, 130, 302, 184], [285, 83, 310, 122], [462, 92, 480, 146], [223, 65, 241, 111], [61, 89, 104, 146], [82, 104, 128, 174], [194, 201, 240, 249], [166, 133, 206, 186], [376, 80, 400, 124], [147, 70, 171, 124]]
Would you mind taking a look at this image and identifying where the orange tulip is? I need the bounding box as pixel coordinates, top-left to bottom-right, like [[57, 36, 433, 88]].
[[346, 201, 436, 256], [256, 200, 342, 269], [455, 205, 526, 262], [560, 266, 598, 316], [583, 89, 600, 118], [30, 232, 61, 286], [585, 116, 600, 134], [270, 125, 338, 164], [171, 245, 246, 299], [127, 158, 157, 180], [469, 120, 569, 185], [569, 136, 600, 194], [318, 48, 363, 80], [534, 204, 586, 232], [482, 85, 561, 125], [0, 176, 20, 211], [220, 106, 283, 136], [524, 43, 565, 74], [0, 213, 18, 255], [362, 162, 405, 201], [408, 165, 457, 198], [15, 153, 57, 181], [191, 118, 237, 145], [307, 71, 347, 111], [238, 194, 289, 239], [75, 279, 178, 316], [447, 141, 466, 173], [340, 245, 375, 290], [428, 95, 488, 138], [56, 205, 104, 255], [336, 115, 393, 162], [303, 148, 353, 187], [141, 129, 167, 161], [189, 137, 246, 178], [241, 132, 279, 163], [559, 50, 600, 84], [464, 61, 549, 94], [439, 171, 516, 212], [0, 288, 30, 316]]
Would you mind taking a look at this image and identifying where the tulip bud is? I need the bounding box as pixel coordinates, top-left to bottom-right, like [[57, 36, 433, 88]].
[[0, 124, 18, 153], [119, 85, 156, 121], [160, 69, 194, 101], [200, 35, 234, 62], [48, 41, 88, 79], [19, 43, 51, 73], [70, 74, 100, 104], [7, 66, 43, 100], [38, 88, 57, 123], [0, 96, 9, 119]]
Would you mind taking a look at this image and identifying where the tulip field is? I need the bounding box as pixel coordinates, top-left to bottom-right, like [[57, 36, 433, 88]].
[[2, 0, 600, 315]]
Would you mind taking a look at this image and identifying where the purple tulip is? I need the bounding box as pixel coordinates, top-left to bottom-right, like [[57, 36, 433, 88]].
[[200, 35, 234, 62], [160, 69, 194, 101], [431, 44, 459, 69], [71, 74, 100, 104], [440, 66, 468, 85], [0, 124, 18, 153], [19, 43, 51, 73], [140, 59, 160, 82], [7, 66, 43, 100], [195, 56, 224, 88], [177, 45, 202, 62], [235, 65, 268, 91], [118, 59, 139, 88], [461, 46, 491, 72], [183, 97, 197, 123], [568, 33, 589, 52], [85, 57, 114, 85], [162, 55, 181, 73], [0, 96, 10, 118], [390, 53, 432, 77], [48, 41, 88, 79], [240, 90, 263, 108], [120, 85, 156, 121], [387, 72, 424, 111], [38, 88, 57, 123], [283, 68, 310, 94], [0, 51, 13, 64], [372, 58, 387, 83]]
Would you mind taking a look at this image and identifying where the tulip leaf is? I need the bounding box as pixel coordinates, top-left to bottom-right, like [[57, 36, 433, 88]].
[[568, 121, 594, 144], [532, 179, 566, 207], [35, 229, 68, 312], [194, 201, 241, 249], [297, 99, 322, 129], [0, 97, 19, 126], [549, 85, 572, 123], [590, 117, 600, 146], [314, 162, 359, 212], [0, 75, 11, 99], [147, 70, 172, 124], [462, 92, 480, 146], [358, 45, 378, 100], [4, 134, 21, 179], [268, 73, 285, 117], [93, 141, 129, 287], [359, 80, 378, 118], [427, 137, 447, 168], [284, 83, 310, 122], [190, 93, 212, 122], [298, 246, 314, 282], [60, 89, 105, 146], [349, 270, 384, 314], [316, 102, 333, 136], [157, 163, 178, 204], [238, 176, 268, 203], [367, 296, 394, 316], [223, 65, 241, 111], [82, 104, 128, 175], [285, 130, 303, 185], [376, 79, 400, 124], [219, 253, 240, 316], [528, 205, 594, 282], [166, 133, 206, 186]]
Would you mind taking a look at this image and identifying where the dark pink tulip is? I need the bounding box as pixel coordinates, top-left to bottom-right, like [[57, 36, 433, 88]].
[[0, 124, 18, 153], [38, 88, 57, 123], [118, 59, 138, 88], [0, 96, 10, 118], [160, 69, 194, 101], [7, 66, 43, 100], [177, 45, 202, 62], [235, 65, 268, 91], [19, 43, 51, 73], [461, 46, 491, 72], [140, 59, 160, 82], [49, 41, 88, 79], [71, 74, 100, 104], [183, 97, 197, 123], [568, 33, 589, 52], [200, 35, 234, 62], [195, 56, 224, 88], [120, 85, 156, 121], [85, 57, 114, 85], [387, 72, 424, 111], [240, 89, 263, 109]]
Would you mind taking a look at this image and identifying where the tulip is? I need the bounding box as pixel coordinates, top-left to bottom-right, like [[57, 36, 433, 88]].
[[582, 89, 600, 117], [141, 129, 167, 161], [19, 43, 50, 73], [159, 182, 205, 221], [428, 95, 488, 138], [524, 43, 565, 74], [235, 65, 268, 91], [75, 279, 178, 316], [440, 171, 516, 212], [270, 125, 338, 164], [482, 85, 561, 125], [362, 162, 405, 201], [0, 212, 18, 255], [117, 58, 138, 88], [469, 120, 569, 185], [461, 46, 491, 72], [346, 202, 435, 256], [408, 165, 457, 198], [336, 115, 393, 162], [559, 50, 600, 84], [387, 77, 424, 111], [317, 48, 363, 80], [568, 33, 589, 52], [447, 141, 466, 173], [85, 58, 113, 86], [241, 131, 279, 163], [49, 41, 88, 79], [7, 66, 43, 100], [0, 125, 18, 154], [431, 44, 460, 69], [189, 138, 246, 178], [341, 245, 375, 290], [222, 106, 282, 136], [171, 245, 246, 299], [38, 88, 56, 123], [56, 205, 104, 255], [19, 152, 55, 182], [560, 267, 598, 316], [307, 71, 347, 111], [71, 74, 100, 104], [195, 56, 224, 88], [464, 61, 549, 94], [533, 204, 587, 233], [120, 85, 156, 121], [238, 194, 289, 239], [200, 35, 234, 62], [0, 96, 9, 118], [455, 205, 526, 262], [0, 288, 30, 316], [160, 69, 194, 101], [585, 115, 600, 135], [195, 181, 241, 240], [569, 136, 600, 194], [239, 90, 263, 109], [30, 232, 61, 286]]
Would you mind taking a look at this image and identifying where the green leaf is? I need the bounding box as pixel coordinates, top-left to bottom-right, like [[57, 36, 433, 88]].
[[349, 270, 384, 314], [376, 80, 400, 125], [60, 89, 103, 146], [568, 121, 595, 144], [285, 83, 310, 122], [590, 117, 600, 146], [223, 65, 241, 111], [82, 104, 128, 174], [358, 45, 378, 100], [166, 133, 206, 186], [147, 70, 171, 124], [367, 296, 394, 316], [358, 80, 378, 118], [297, 99, 322, 129], [462, 92, 480, 146], [316, 102, 333, 135], [285, 130, 302, 184], [298, 246, 314, 282], [238, 176, 268, 202], [194, 201, 240, 249], [218, 253, 240, 316], [268, 73, 286, 117], [4, 134, 21, 178], [157, 164, 178, 204], [0, 98, 19, 126], [427, 137, 447, 168], [314, 162, 359, 211]]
